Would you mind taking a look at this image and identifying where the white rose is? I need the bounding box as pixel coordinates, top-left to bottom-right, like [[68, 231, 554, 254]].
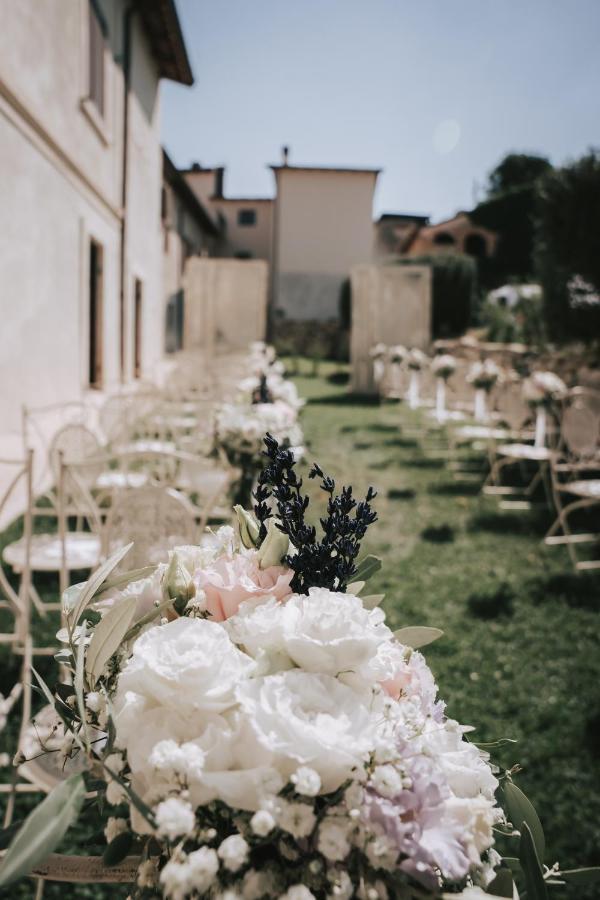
[[280, 589, 392, 680], [236, 670, 379, 793], [422, 720, 498, 799], [114, 617, 254, 716]]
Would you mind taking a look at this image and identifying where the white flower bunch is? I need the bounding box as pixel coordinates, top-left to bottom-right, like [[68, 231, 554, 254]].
[[388, 345, 407, 365], [369, 343, 387, 360], [407, 348, 429, 370], [522, 370, 567, 406], [467, 359, 502, 392], [216, 400, 304, 462], [431, 354, 458, 380]]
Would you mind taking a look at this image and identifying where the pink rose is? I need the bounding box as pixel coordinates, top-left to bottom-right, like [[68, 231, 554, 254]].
[[195, 551, 293, 622]]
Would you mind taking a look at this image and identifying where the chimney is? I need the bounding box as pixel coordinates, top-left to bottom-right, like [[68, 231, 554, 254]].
[[282, 145, 290, 166], [213, 166, 224, 198], [191, 161, 202, 171]]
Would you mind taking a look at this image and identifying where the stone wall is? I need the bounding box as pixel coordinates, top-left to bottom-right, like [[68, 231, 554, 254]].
[[350, 264, 432, 394], [183, 258, 268, 353]]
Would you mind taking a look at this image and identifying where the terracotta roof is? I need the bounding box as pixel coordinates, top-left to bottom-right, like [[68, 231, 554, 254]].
[[137, 0, 193, 86], [214, 197, 274, 204], [270, 164, 381, 175], [377, 212, 430, 224]]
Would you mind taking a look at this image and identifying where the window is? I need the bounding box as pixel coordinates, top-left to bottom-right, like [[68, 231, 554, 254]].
[[238, 209, 256, 227], [133, 279, 143, 379], [464, 233, 487, 259], [88, 1, 106, 115], [433, 232, 455, 246], [88, 239, 103, 388]]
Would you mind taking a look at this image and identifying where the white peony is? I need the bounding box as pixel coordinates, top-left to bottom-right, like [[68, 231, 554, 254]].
[[236, 670, 380, 792]]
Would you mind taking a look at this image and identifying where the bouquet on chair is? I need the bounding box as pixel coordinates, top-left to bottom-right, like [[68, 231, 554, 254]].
[[1, 437, 591, 899]]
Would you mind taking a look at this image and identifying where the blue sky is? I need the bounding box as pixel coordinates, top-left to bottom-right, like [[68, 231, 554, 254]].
[[162, 0, 600, 221]]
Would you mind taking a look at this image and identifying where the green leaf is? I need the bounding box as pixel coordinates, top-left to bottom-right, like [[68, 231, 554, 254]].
[[353, 555, 382, 582], [558, 867, 600, 885], [74, 620, 89, 750], [362, 593, 385, 610], [504, 780, 545, 862], [86, 594, 138, 686], [31, 668, 83, 750], [346, 581, 365, 595], [97, 565, 157, 597], [102, 831, 133, 866], [487, 866, 514, 897], [502, 857, 522, 873], [394, 626, 444, 649], [0, 774, 85, 886], [519, 821, 548, 900], [69, 543, 133, 630]]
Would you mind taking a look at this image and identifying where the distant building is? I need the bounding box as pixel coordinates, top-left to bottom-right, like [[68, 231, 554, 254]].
[[404, 211, 497, 261], [0, 0, 193, 432], [373, 213, 431, 260], [184, 149, 380, 322], [162, 152, 221, 352]]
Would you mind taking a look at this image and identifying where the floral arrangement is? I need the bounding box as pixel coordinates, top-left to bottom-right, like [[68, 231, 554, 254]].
[[388, 345, 407, 366], [407, 349, 428, 371], [522, 371, 567, 407], [431, 354, 457, 381], [466, 360, 502, 393], [3, 437, 592, 898], [370, 344, 387, 386], [369, 343, 387, 361]]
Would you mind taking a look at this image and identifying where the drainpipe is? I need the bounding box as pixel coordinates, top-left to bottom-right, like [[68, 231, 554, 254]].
[[119, 4, 133, 382]]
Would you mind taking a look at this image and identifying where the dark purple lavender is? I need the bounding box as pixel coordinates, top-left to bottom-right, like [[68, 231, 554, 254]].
[[253, 433, 377, 593]]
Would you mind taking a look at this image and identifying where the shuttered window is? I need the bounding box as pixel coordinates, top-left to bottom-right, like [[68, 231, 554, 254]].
[[88, 1, 106, 115]]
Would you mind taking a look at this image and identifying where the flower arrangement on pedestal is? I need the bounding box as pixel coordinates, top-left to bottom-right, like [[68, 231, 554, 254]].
[[2, 436, 593, 897], [369, 344, 387, 386], [406, 349, 429, 409], [431, 355, 458, 421], [522, 371, 567, 447], [466, 360, 502, 422]]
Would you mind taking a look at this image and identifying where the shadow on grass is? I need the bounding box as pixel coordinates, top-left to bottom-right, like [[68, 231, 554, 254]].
[[467, 582, 515, 619], [467, 510, 551, 536], [340, 425, 360, 433], [527, 571, 600, 611], [402, 457, 445, 469], [354, 442, 374, 450], [364, 423, 398, 433], [367, 458, 397, 471], [307, 393, 379, 407], [383, 437, 419, 448], [387, 487, 416, 501], [326, 371, 350, 385], [429, 481, 481, 497], [421, 524, 455, 543]]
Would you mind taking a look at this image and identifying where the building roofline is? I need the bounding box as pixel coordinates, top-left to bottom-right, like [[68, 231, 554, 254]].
[[269, 164, 381, 175], [376, 212, 430, 224], [163, 150, 219, 235], [137, 0, 194, 86], [214, 197, 274, 203]]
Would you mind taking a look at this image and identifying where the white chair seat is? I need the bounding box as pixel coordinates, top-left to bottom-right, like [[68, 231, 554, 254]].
[[563, 479, 600, 499], [95, 471, 148, 489], [426, 409, 467, 423], [497, 443, 552, 461], [455, 425, 510, 440], [152, 415, 198, 430], [117, 440, 177, 454], [3, 532, 101, 573]]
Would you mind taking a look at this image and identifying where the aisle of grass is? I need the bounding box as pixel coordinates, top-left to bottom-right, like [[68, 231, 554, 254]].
[[293, 362, 600, 891], [0, 361, 599, 897]]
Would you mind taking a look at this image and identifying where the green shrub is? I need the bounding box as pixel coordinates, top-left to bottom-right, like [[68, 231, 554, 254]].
[[394, 254, 477, 338]]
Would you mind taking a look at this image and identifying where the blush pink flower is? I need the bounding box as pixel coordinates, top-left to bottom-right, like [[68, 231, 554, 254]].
[[195, 551, 294, 622]]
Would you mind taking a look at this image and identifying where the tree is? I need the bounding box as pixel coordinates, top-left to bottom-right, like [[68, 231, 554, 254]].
[[487, 153, 552, 196], [470, 153, 553, 287], [535, 149, 600, 339]]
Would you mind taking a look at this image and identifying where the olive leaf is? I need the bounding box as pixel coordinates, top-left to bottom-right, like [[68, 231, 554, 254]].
[[503, 780, 545, 862], [394, 626, 444, 649], [86, 594, 138, 686], [69, 543, 133, 631]]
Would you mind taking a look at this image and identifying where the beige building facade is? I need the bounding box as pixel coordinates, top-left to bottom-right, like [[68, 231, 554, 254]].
[[0, 0, 192, 434], [271, 165, 380, 322]]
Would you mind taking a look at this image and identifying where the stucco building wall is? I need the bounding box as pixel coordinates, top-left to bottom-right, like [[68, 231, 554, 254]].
[[272, 167, 378, 321]]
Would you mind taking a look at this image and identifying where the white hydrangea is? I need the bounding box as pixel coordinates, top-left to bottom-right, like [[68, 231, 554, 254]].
[[277, 801, 317, 839], [317, 818, 352, 862], [155, 797, 196, 841], [250, 808, 276, 836], [217, 833, 249, 872], [290, 766, 321, 797], [104, 816, 128, 844], [370, 764, 404, 799]]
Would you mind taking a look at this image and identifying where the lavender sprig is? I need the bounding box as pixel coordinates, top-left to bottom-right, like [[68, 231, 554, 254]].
[[253, 434, 377, 593]]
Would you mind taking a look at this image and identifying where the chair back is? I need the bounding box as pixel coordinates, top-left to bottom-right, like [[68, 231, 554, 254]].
[[102, 486, 198, 570], [48, 423, 102, 480]]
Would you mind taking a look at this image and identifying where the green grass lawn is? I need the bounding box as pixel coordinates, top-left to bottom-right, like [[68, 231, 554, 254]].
[[1, 360, 599, 897]]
